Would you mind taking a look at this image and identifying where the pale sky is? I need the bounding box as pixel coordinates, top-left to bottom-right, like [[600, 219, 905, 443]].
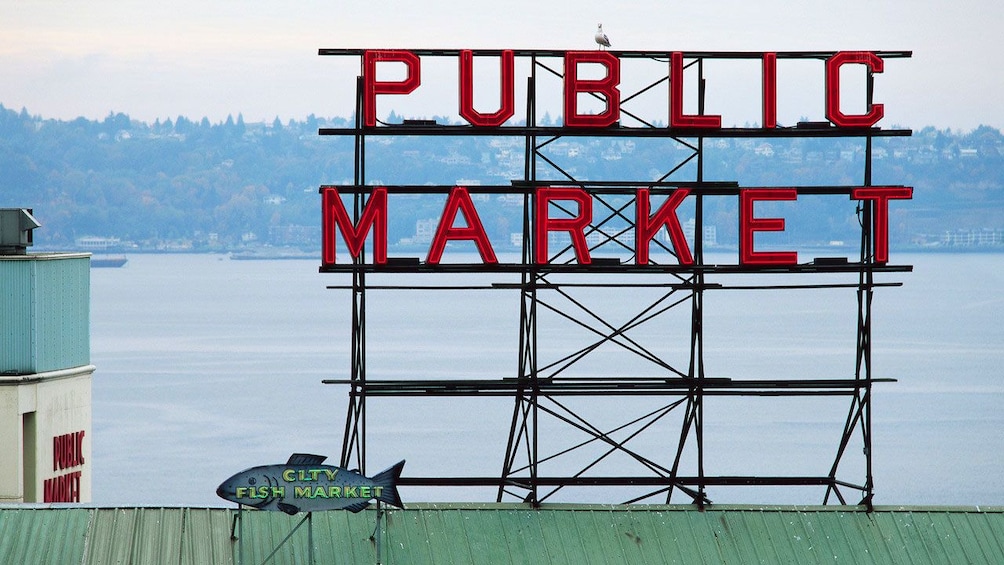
[[1, 0, 1001, 130]]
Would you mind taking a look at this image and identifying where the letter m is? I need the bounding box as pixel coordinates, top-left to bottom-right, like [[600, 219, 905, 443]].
[[322, 187, 388, 266]]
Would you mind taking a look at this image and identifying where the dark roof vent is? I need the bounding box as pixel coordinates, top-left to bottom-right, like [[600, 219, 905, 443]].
[[0, 208, 41, 255]]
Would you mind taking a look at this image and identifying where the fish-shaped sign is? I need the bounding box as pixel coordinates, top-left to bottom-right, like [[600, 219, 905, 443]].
[[216, 453, 404, 514]]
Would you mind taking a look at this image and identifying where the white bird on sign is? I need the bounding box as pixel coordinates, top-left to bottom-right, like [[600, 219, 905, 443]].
[[595, 23, 611, 49]]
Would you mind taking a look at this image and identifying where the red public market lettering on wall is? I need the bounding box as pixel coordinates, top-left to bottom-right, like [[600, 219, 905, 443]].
[[360, 49, 890, 129], [321, 186, 911, 267], [53, 430, 85, 471], [45, 431, 85, 503], [44, 470, 82, 503]]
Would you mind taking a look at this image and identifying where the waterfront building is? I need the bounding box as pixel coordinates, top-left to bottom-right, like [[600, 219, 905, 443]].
[[0, 209, 93, 503]]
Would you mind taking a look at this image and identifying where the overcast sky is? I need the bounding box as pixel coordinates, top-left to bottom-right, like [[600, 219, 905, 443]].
[[2, 0, 1001, 130]]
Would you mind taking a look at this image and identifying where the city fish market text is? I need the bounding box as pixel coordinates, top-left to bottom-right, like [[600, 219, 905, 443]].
[[236, 469, 384, 501], [216, 453, 404, 514]]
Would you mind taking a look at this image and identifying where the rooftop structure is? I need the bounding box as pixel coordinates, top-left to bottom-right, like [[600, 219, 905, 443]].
[[1, 504, 1002, 564], [1, 210, 93, 504]]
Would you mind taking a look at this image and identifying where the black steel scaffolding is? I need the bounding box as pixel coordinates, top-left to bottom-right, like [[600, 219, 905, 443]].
[[318, 48, 912, 508]]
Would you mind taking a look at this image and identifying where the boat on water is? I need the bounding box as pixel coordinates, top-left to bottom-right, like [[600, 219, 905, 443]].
[[90, 255, 128, 268]]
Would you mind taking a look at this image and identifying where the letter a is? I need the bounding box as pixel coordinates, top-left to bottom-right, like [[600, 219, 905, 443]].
[[428, 186, 498, 264]]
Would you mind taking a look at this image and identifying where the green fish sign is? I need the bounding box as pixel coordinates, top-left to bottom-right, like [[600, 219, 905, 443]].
[[216, 453, 404, 514]]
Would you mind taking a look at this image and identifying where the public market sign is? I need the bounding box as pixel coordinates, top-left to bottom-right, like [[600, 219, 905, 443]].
[[319, 48, 913, 268], [44, 430, 86, 503]]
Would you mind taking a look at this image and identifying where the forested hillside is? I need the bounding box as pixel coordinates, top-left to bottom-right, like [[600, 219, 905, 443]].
[[1, 104, 1002, 251]]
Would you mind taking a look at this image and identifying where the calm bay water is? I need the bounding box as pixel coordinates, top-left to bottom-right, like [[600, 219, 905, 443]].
[[89, 252, 1004, 507]]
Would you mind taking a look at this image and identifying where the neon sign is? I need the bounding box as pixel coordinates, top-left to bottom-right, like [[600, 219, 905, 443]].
[[316, 47, 914, 506], [319, 48, 913, 269], [216, 453, 404, 514], [361, 49, 889, 130], [322, 184, 912, 267]]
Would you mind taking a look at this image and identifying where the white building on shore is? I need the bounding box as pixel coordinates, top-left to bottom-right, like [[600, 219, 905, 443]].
[[1, 209, 93, 504]]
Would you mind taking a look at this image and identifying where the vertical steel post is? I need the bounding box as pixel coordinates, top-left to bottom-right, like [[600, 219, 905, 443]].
[[694, 57, 708, 507]]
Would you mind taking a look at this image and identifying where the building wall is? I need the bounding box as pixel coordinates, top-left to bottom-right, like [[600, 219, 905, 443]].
[[0, 252, 92, 503], [0, 368, 93, 503], [0, 253, 90, 373]]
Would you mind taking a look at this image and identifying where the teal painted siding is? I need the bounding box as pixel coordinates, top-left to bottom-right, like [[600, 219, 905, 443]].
[[0, 254, 89, 374], [0, 259, 33, 372]]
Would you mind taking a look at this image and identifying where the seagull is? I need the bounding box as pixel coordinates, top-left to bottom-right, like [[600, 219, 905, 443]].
[[594, 23, 611, 50]]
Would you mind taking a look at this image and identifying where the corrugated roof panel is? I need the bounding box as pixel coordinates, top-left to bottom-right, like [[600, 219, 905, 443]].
[[839, 509, 894, 564], [919, 508, 987, 564], [628, 508, 683, 564], [82, 507, 234, 565], [490, 506, 545, 564], [179, 508, 234, 565], [959, 510, 1004, 563], [443, 506, 495, 565], [896, 508, 953, 565], [391, 506, 461, 564], [0, 507, 89, 565], [3, 504, 1004, 564], [86, 507, 138, 563]]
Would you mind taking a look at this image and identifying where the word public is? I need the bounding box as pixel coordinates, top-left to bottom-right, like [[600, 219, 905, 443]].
[[322, 186, 913, 267], [362, 50, 889, 129]]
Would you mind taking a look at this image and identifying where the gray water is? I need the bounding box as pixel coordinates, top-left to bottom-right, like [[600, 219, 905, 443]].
[[90, 252, 1004, 507]]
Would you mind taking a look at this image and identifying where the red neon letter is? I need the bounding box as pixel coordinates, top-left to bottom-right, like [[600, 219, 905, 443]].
[[636, 188, 693, 265], [762, 52, 777, 129], [739, 188, 798, 266], [363, 50, 421, 128], [826, 51, 885, 128], [670, 52, 722, 129], [852, 187, 913, 263], [322, 187, 388, 265], [428, 186, 498, 264], [563, 51, 621, 128], [535, 187, 592, 264], [459, 50, 515, 127]]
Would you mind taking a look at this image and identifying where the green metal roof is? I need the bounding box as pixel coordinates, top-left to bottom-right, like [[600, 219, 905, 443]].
[[1, 504, 1003, 564]]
